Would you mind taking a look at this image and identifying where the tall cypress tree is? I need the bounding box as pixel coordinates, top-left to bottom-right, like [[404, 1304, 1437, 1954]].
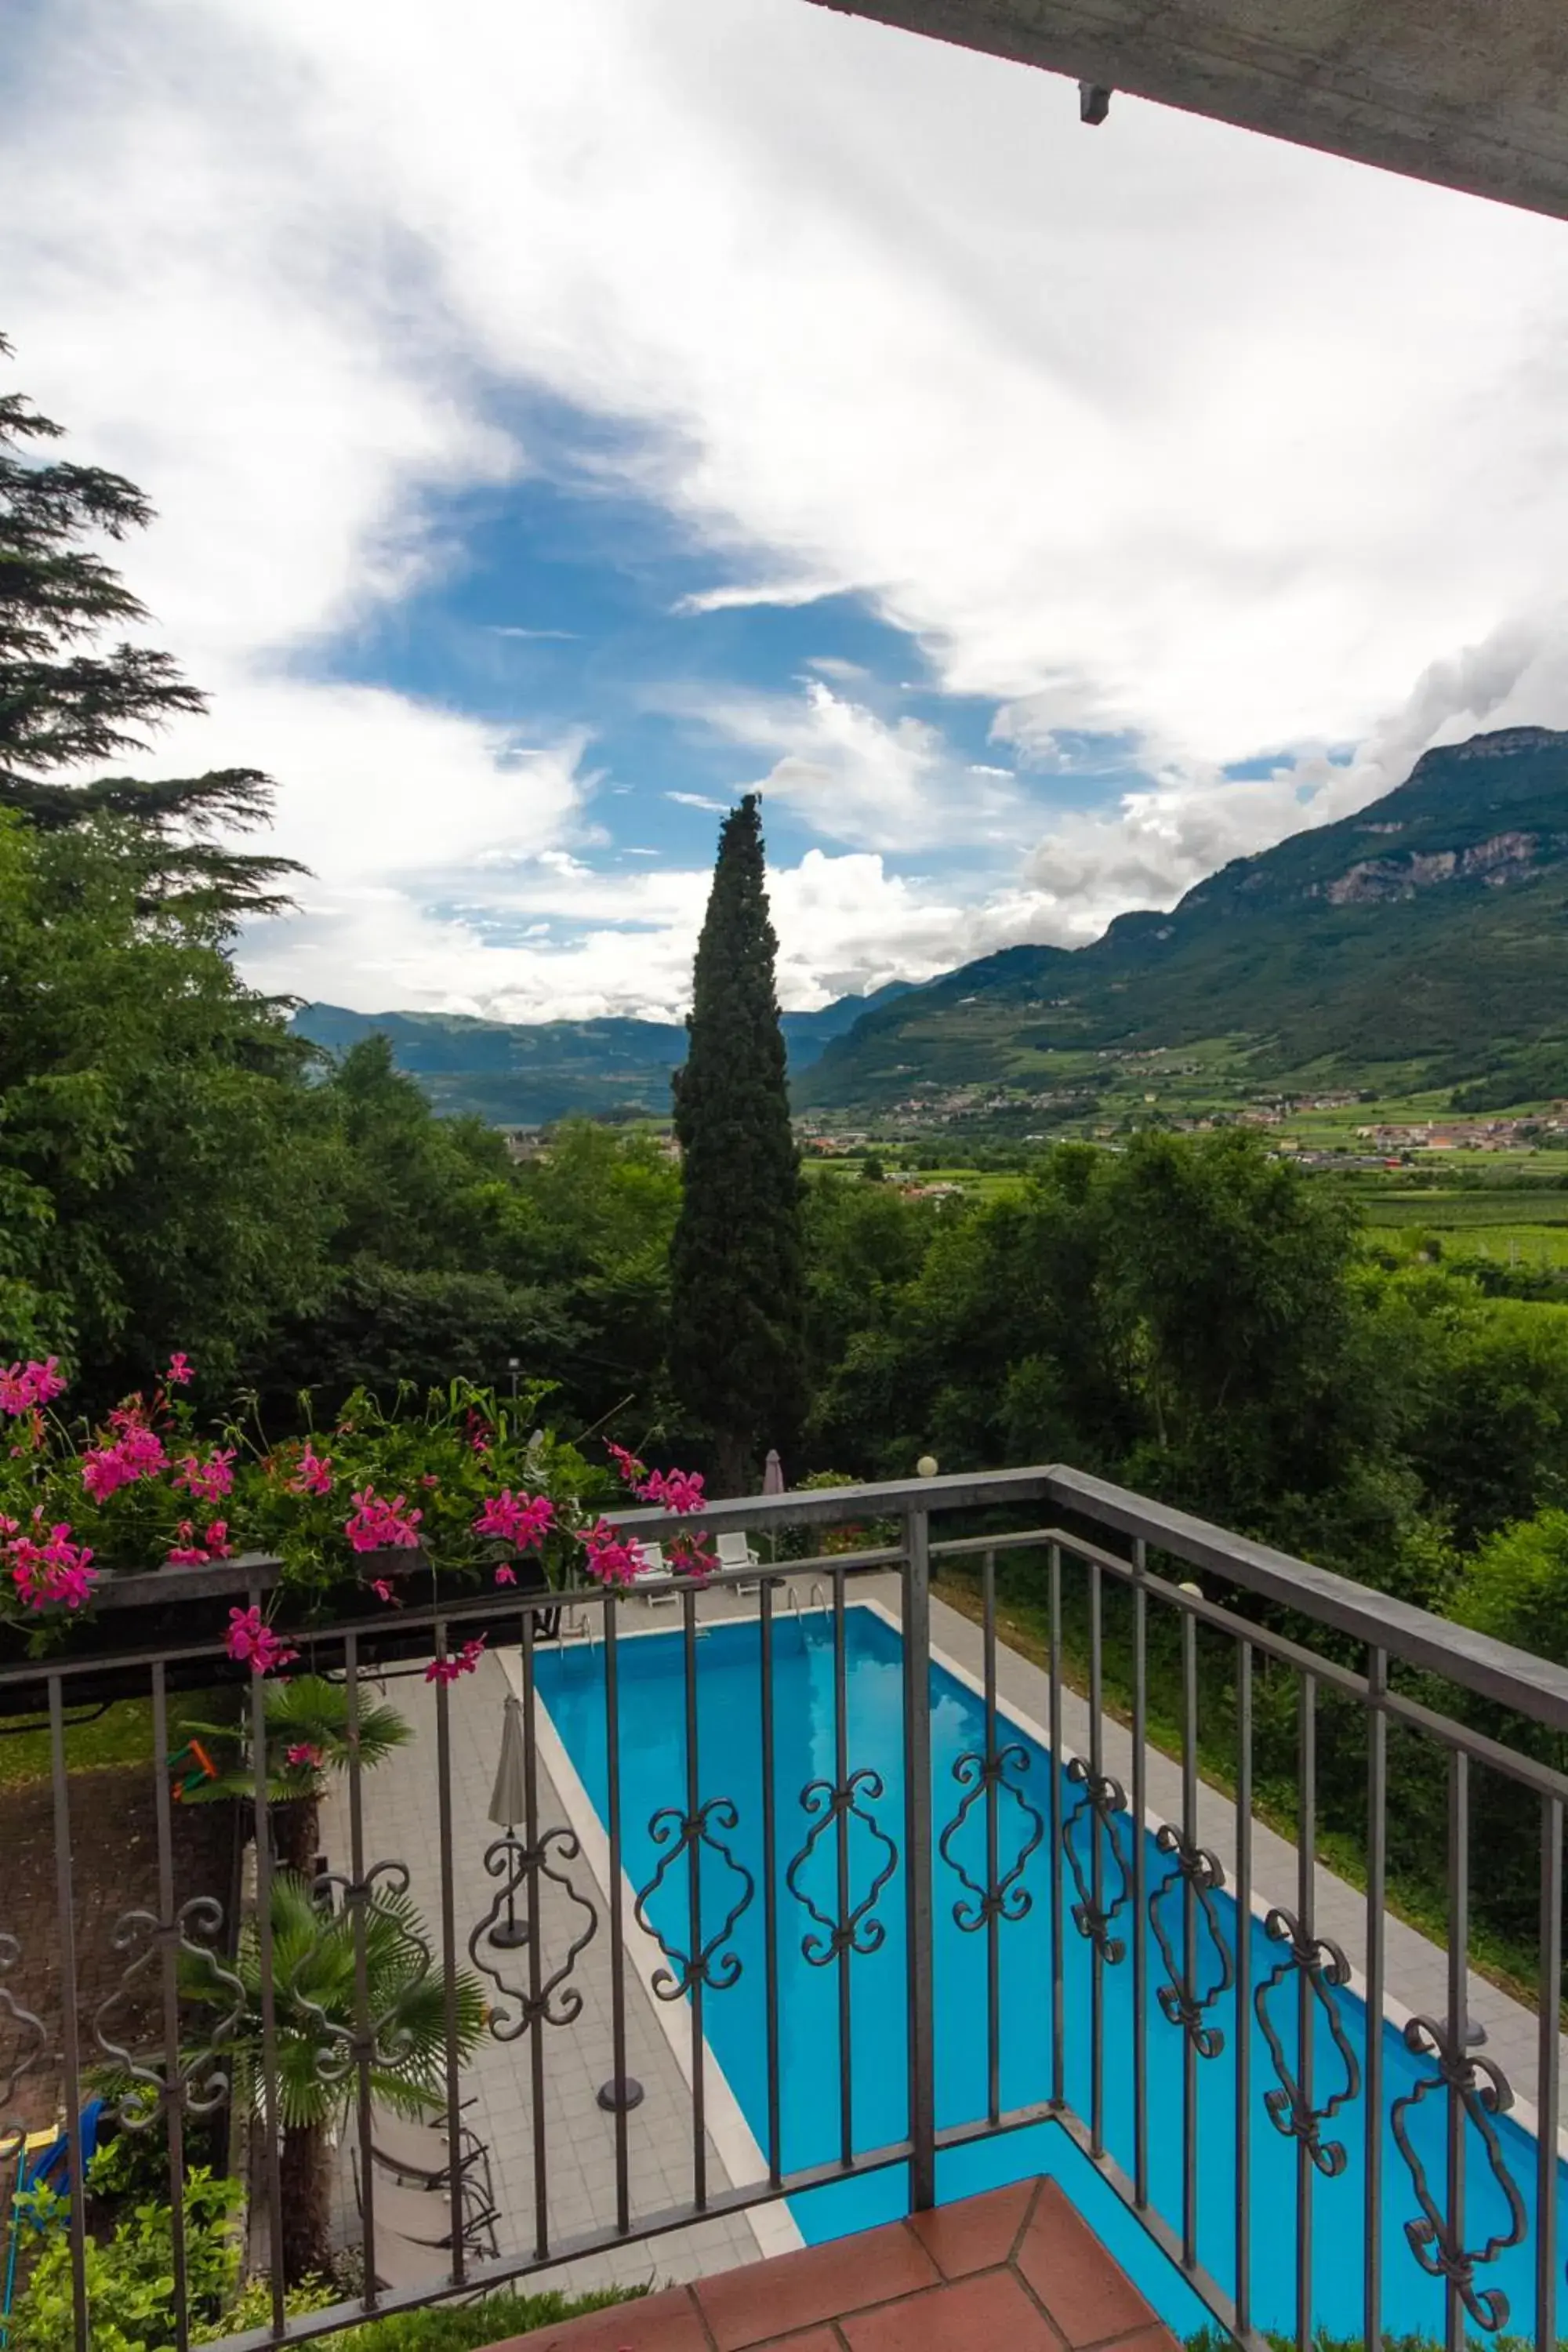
[[669, 793, 805, 1494]]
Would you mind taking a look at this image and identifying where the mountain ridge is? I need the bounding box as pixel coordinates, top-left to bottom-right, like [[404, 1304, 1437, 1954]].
[[289, 982, 913, 1124], [799, 724, 1568, 1110]]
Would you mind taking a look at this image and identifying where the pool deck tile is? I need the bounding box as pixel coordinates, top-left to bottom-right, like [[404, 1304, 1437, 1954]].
[[495, 2183, 1174, 2352]]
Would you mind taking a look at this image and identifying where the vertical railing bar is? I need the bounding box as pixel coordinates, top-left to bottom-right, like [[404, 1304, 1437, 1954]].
[[1537, 1791, 1562, 2352], [248, 1645, 288, 2338], [603, 1595, 631, 2235], [48, 1679, 89, 2352], [1131, 1537, 1149, 2212], [150, 1665, 191, 2352], [344, 1632, 379, 2311], [833, 1561, 853, 2169], [1088, 1555, 1105, 2158], [1234, 1637, 1253, 2339], [1048, 1541, 1065, 2114], [903, 1506, 937, 2212], [760, 1577, 782, 2190], [1296, 1671, 1316, 2352], [521, 1612, 549, 2260], [433, 1621, 466, 2287], [1364, 1649, 1388, 2352], [682, 1587, 706, 2209], [982, 1548, 1001, 2130], [1181, 1595, 1198, 2270], [1445, 1751, 1468, 2352]]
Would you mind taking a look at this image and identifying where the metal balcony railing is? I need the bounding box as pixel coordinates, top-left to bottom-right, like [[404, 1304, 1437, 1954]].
[[2, 1465, 1566, 2352]]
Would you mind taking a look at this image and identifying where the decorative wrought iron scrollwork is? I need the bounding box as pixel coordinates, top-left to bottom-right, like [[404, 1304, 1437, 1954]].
[[938, 1744, 1044, 1932], [786, 1769, 898, 1965], [633, 1798, 755, 1999], [0, 1933, 47, 2160], [1389, 2016, 1526, 2332], [1148, 1826, 1232, 2057], [1061, 1757, 1131, 1963], [290, 1858, 433, 2089], [466, 1828, 597, 2038], [93, 1897, 246, 2130], [1254, 1907, 1360, 2174]]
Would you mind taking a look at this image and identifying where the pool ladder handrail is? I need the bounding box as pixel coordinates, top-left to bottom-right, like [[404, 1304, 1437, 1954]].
[[785, 1579, 830, 1627]]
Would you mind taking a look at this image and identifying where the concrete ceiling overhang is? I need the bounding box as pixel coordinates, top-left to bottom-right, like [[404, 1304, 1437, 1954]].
[[804, 0, 1568, 222]]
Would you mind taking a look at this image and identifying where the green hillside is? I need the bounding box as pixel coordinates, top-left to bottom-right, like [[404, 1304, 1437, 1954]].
[[800, 725, 1568, 1112]]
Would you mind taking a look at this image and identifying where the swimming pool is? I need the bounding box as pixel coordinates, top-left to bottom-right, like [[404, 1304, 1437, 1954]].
[[535, 1603, 1566, 2339]]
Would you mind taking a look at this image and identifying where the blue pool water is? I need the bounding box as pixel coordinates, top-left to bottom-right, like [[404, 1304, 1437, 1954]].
[[535, 1606, 1566, 2338]]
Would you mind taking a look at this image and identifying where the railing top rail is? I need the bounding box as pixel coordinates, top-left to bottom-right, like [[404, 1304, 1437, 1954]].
[[1044, 1464, 1568, 1736]]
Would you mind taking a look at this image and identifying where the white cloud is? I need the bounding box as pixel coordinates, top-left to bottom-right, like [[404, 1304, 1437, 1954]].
[[673, 579, 846, 615], [682, 677, 1028, 853], [665, 790, 730, 811], [10, 0, 1568, 1016]]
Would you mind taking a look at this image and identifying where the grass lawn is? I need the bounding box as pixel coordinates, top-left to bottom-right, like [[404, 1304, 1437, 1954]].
[[0, 1693, 212, 1792]]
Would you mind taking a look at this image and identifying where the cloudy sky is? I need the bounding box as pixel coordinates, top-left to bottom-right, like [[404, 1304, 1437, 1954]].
[[9, 0, 1568, 1021]]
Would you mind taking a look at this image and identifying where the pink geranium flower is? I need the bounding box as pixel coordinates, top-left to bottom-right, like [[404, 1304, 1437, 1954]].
[[165, 1352, 194, 1388], [82, 1421, 169, 1501], [9, 1523, 97, 1611], [605, 1441, 647, 1489], [226, 1606, 296, 1675], [641, 1468, 706, 1515], [425, 1635, 486, 1685], [494, 1564, 517, 1586], [175, 1447, 234, 1505], [472, 1490, 554, 1548], [670, 1532, 717, 1582], [0, 1358, 65, 1417], [289, 1446, 334, 1497], [285, 1742, 325, 1769], [579, 1520, 642, 1589], [169, 1518, 234, 1566], [370, 1577, 402, 1606], [345, 1486, 423, 1554]]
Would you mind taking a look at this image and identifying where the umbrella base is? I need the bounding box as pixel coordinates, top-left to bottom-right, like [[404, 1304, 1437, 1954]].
[[596, 2076, 644, 2113], [488, 1918, 531, 1948]]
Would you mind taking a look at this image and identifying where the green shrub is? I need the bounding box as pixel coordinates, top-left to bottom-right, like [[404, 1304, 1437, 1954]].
[[9, 2169, 241, 2352]]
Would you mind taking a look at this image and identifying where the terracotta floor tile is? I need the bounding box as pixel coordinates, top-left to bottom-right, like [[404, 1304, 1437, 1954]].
[[909, 2180, 1039, 2280], [1014, 2183, 1160, 2347], [756, 2331, 846, 2350], [492, 2283, 708, 2350], [841, 2270, 1064, 2352], [695, 2221, 939, 2350]]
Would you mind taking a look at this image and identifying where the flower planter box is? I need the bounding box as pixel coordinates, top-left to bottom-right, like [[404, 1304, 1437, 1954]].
[[0, 1548, 561, 1718]]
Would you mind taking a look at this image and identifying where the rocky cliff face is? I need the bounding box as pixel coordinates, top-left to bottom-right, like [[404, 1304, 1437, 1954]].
[[1320, 829, 1550, 904]]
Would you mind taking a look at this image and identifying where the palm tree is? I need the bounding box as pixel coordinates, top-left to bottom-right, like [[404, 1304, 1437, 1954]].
[[194, 1871, 485, 2285], [179, 1675, 412, 1874]]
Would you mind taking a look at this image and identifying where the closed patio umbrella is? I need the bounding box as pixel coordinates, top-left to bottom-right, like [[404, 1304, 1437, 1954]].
[[761, 1450, 785, 1568], [487, 1692, 529, 1949]]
